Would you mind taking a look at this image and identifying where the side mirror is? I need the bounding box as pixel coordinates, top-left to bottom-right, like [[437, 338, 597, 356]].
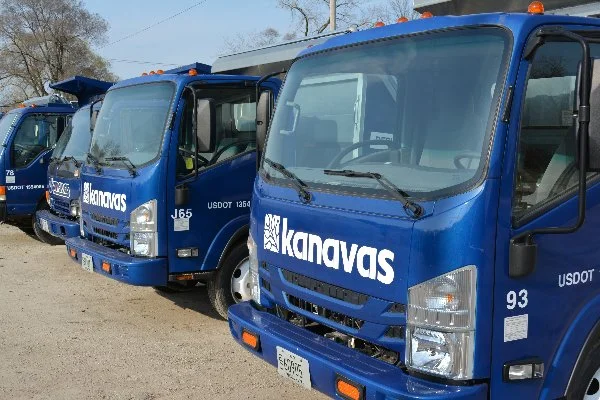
[[585, 58, 600, 171], [196, 98, 216, 153], [256, 91, 272, 152]]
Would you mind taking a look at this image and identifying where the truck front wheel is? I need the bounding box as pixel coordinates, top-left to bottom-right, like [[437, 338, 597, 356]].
[[568, 340, 600, 400], [208, 242, 250, 319]]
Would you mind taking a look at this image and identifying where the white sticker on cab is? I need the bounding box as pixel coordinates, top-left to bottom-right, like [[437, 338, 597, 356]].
[[504, 314, 528, 342], [174, 218, 190, 232]]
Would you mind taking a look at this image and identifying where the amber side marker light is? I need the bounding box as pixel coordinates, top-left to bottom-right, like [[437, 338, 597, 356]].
[[101, 261, 111, 273], [528, 1, 545, 14], [69, 249, 77, 258], [0, 185, 6, 201], [241, 330, 260, 350], [335, 376, 364, 400]]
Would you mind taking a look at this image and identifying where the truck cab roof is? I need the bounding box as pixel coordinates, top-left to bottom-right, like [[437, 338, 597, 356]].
[[301, 12, 600, 58]]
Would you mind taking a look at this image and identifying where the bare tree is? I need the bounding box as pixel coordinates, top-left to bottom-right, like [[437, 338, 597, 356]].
[[222, 28, 297, 54], [0, 0, 117, 105]]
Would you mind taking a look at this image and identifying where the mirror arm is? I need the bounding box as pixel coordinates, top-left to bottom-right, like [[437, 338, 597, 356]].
[[184, 85, 200, 180], [510, 30, 591, 278]]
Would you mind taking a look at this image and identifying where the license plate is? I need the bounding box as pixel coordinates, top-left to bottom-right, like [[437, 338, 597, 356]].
[[276, 346, 311, 389], [81, 253, 93, 273], [40, 219, 49, 233]]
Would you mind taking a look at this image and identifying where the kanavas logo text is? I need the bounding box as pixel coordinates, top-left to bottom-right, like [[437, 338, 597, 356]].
[[263, 214, 395, 285], [82, 182, 127, 212]]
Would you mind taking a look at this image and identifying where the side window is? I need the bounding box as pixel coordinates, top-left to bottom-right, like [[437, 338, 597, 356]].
[[513, 42, 598, 220], [177, 91, 196, 179], [197, 88, 257, 165]]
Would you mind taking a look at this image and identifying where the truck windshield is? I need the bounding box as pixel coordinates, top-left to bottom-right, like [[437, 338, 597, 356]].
[[53, 107, 91, 162], [263, 28, 510, 200], [0, 112, 17, 147], [89, 82, 174, 167]]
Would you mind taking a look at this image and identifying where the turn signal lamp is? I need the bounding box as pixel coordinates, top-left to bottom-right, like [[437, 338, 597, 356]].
[[0, 185, 6, 201], [45, 190, 50, 203], [374, 21, 385, 27], [421, 11, 434, 18], [528, 1, 544, 14], [101, 261, 111, 273], [397, 16, 409, 23], [189, 68, 198, 76], [69, 248, 77, 258], [335, 376, 364, 400], [241, 330, 260, 350]]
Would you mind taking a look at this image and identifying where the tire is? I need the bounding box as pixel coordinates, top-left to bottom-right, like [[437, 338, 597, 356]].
[[567, 340, 600, 400], [32, 204, 64, 246], [153, 281, 198, 293], [208, 242, 250, 319]]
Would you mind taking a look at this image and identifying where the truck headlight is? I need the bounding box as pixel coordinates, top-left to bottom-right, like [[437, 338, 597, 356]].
[[406, 266, 477, 380], [248, 234, 261, 304], [130, 200, 158, 257], [70, 200, 80, 217]]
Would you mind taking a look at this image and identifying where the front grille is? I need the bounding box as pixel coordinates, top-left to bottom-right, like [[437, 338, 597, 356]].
[[261, 278, 271, 292], [287, 294, 364, 330], [385, 326, 405, 339], [388, 303, 406, 313], [282, 269, 369, 305], [53, 198, 70, 215], [93, 227, 118, 240], [91, 213, 119, 226]]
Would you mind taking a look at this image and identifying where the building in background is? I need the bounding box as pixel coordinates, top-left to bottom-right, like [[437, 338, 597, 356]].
[[414, 0, 600, 17]]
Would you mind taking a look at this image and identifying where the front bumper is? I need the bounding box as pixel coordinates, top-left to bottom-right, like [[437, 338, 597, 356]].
[[36, 210, 79, 238], [65, 236, 168, 286], [228, 302, 488, 400]]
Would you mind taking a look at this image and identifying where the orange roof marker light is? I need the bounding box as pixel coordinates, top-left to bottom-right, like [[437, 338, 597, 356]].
[[149, 71, 156, 75], [528, 1, 545, 14], [374, 21, 385, 28], [397, 16, 409, 23], [421, 11, 434, 19], [156, 69, 164, 75], [189, 68, 198, 76], [141, 72, 148, 76]]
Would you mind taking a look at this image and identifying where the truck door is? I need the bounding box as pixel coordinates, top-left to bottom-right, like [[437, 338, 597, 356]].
[[167, 84, 268, 278], [492, 38, 600, 398], [8, 114, 68, 215]]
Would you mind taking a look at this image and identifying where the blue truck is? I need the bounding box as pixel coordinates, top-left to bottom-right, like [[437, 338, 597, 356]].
[[62, 49, 336, 317], [35, 77, 111, 244], [0, 93, 76, 241], [228, 3, 600, 399]]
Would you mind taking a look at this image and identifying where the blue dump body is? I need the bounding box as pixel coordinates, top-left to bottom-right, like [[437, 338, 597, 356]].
[[36, 100, 106, 240], [228, 12, 600, 400], [64, 66, 281, 311], [0, 97, 75, 225]]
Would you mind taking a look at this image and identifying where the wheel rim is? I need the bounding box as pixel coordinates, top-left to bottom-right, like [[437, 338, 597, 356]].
[[585, 366, 600, 400], [230, 257, 251, 303]]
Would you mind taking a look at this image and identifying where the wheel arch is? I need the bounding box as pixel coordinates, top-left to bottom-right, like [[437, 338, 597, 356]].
[[201, 214, 249, 272]]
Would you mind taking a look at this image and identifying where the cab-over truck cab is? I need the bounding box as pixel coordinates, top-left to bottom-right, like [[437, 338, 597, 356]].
[[35, 76, 112, 245], [0, 95, 74, 240], [229, 7, 600, 400], [64, 62, 281, 317]]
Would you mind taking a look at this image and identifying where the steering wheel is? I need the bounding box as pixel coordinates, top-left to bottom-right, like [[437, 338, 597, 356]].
[[454, 152, 481, 170], [209, 139, 255, 165], [327, 140, 401, 169]]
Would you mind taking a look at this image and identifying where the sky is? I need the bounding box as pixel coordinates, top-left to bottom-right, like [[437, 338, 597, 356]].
[[83, 0, 390, 79]]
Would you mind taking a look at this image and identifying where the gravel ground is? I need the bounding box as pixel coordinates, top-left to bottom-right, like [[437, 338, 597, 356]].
[[0, 223, 326, 400]]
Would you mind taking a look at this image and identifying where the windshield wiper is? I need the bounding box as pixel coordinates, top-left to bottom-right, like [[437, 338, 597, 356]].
[[86, 152, 103, 174], [323, 169, 423, 218], [105, 156, 138, 177], [58, 156, 81, 168], [264, 158, 312, 203]]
